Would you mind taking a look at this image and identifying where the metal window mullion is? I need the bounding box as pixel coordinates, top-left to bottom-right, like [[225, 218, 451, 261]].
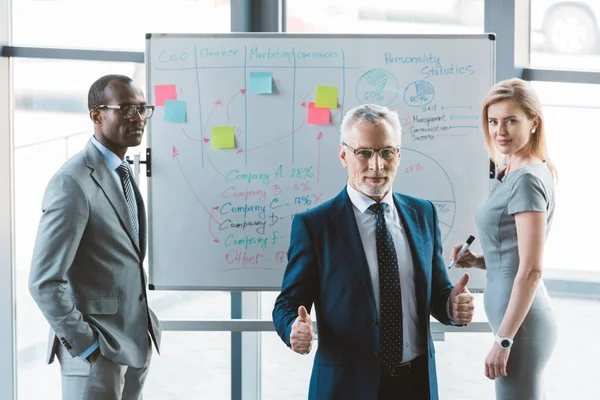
[[0, 0, 16, 398]]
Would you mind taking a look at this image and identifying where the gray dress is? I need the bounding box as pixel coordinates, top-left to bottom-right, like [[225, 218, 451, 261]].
[[476, 163, 558, 400]]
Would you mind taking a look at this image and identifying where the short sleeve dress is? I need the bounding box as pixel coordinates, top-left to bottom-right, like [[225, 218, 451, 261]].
[[476, 163, 558, 400]]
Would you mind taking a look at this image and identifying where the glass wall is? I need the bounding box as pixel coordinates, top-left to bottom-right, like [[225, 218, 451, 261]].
[[5, 0, 600, 399], [531, 81, 600, 273], [530, 0, 600, 71], [286, 0, 484, 34], [11, 0, 231, 51], [11, 2, 234, 397]]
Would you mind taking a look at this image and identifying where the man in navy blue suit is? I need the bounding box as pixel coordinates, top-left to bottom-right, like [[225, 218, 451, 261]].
[[272, 104, 475, 400]]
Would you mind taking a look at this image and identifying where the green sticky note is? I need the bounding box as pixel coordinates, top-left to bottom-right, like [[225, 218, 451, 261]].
[[315, 85, 338, 109], [212, 126, 236, 149]]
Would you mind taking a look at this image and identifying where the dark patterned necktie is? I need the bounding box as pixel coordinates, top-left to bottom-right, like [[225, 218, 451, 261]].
[[369, 202, 403, 369], [117, 161, 139, 244]]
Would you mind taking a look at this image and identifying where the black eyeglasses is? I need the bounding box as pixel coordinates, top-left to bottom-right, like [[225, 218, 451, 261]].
[[94, 104, 155, 120], [342, 142, 400, 161]]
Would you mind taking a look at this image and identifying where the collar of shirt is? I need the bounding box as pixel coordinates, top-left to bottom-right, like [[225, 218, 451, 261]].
[[346, 182, 395, 213], [90, 136, 123, 171]]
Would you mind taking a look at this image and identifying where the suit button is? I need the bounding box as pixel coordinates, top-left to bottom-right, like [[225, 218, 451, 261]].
[[373, 350, 380, 358], [60, 337, 72, 350], [373, 317, 378, 326], [140, 293, 146, 301]]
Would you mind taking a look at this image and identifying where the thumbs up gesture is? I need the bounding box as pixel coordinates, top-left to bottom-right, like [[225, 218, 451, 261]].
[[290, 305, 314, 355], [450, 273, 475, 324]]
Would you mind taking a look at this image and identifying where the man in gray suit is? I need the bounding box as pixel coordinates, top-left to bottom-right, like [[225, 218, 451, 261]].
[[29, 74, 161, 399]]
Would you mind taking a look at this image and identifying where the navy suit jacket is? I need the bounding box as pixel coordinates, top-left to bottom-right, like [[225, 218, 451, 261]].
[[273, 188, 455, 400]]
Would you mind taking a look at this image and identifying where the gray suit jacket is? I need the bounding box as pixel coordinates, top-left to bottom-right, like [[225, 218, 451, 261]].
[[29, 140, 161, 368]]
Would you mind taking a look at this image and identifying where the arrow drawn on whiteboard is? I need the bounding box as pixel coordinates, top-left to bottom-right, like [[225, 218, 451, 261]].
[[227, 89, 246, 120], [330, 102, 343, 118], [209, 206, 220, 243], [181, 127, 225, 177], [202, 104, 226, 177], [181, 102, 221, 142], [173, 146, 221, 225], [300, 92, 312, 108], [316, 132, 323, 183], [182, 128, 202, 142], [242, 120, 306, 153]]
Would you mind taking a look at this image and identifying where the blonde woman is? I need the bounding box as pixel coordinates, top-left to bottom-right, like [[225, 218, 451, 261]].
[[450, 78, 557, 399]]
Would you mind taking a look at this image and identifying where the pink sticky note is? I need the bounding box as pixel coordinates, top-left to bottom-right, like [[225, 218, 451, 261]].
[[307, 102, 330, 125], [154, 84, 177, 106]]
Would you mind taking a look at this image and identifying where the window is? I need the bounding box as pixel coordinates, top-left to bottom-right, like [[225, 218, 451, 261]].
[[530, 0, 600, 71], [285, 0, 484, 34], [11, 0, 231, 51], [530, 81, 600, 273], [13, 58, 232, 398]]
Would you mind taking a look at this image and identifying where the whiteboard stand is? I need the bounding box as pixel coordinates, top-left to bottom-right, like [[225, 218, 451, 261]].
[[134, 153, 141, 185], [127, 151, 151, 186]]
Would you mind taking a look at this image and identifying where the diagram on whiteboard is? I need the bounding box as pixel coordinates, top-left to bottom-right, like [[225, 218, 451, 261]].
[[146, 35, 493, 289]]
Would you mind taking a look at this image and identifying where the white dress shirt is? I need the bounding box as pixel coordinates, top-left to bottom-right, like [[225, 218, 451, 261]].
[[346, 184, 426, 362]]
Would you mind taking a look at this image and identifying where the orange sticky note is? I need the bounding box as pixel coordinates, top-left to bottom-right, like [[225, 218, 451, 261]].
[[154, 84, 177, 106], [307, 102, 330, 125]]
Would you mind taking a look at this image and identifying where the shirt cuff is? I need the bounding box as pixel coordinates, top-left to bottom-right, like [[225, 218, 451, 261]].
[[79, 341, 99, 359]]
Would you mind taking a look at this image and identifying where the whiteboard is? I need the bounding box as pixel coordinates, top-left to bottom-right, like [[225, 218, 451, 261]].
[[145, 33, 495, 291]]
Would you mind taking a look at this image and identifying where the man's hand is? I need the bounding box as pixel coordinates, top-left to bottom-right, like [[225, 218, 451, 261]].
[[86, 347, 101, 364], [290, 306, 314, 355], [450, 273, 475, 324]]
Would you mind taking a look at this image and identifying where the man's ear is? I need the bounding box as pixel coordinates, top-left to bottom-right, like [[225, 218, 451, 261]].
[[90, 109, 102, 124], [339, 143, 348, 168]]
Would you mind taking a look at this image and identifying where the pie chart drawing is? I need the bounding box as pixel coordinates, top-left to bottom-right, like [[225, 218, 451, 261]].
[[395, 148, 456, 241], [355, 69, 399, 106], [403, 80, 435, 107]]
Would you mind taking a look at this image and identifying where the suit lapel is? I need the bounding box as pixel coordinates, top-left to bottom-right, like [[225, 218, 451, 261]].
[[331, 189, 377, 314], [393, 193, 428, 318], [84, 141, 141, 255]]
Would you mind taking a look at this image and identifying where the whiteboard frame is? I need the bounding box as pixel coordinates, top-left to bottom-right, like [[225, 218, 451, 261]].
[[145, 33, 496, 291]]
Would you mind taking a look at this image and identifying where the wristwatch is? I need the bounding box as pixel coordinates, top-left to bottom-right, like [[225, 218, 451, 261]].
[[495, 334, 513, 350]]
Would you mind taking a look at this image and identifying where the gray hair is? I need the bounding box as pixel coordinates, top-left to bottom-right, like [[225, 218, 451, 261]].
[[340, 104, 402, 144]]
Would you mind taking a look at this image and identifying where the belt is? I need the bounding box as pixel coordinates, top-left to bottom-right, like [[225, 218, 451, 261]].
[[382, 356, 425, 377]]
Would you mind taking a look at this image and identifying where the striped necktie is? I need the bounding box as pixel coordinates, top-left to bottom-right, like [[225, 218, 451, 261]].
[[369, 202, 403, 370], [117, 161, 139, 244]]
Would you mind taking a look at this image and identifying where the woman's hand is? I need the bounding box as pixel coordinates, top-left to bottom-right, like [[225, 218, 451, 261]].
[[485, 342, 510, 380], [450, 244, 485, 269]]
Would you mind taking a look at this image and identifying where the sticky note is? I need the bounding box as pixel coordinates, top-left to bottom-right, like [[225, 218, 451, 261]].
[[249, 72, 273, 94], [307, 102, 330, 125], [315, 85, 338, 109], [164, 100, 187, 123], [212, 126, 236, 149], [154, 84, 177, 106]]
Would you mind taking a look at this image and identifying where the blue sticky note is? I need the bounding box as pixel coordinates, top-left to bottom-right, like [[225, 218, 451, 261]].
[[164, 100, 187, 123], [249, 72, 273, 94]]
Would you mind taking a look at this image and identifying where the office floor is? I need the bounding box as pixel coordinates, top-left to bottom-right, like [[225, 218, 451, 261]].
[[17, 294, 600, 399]]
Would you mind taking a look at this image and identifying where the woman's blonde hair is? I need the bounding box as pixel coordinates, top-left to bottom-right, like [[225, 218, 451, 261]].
[[481, 78, 557, 180]]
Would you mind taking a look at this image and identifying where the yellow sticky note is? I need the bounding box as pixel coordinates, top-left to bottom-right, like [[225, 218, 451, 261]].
[[212, 126, 236, 149], [315, 85, 339, 109]]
